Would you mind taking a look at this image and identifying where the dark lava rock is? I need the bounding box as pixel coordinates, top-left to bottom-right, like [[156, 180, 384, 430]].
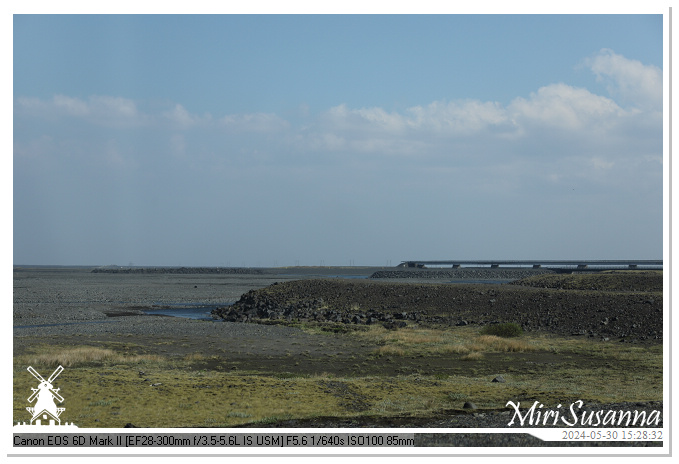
[[211, 276, 662, 344], [383, 321, 407, 330], [369, 268, 556, 280]]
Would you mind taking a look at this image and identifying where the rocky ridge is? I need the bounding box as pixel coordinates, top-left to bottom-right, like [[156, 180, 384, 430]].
[[211, 275, 663, 343]]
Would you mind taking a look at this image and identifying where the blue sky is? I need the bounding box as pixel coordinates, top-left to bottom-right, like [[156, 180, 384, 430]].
[[12, 11, 667, 266]]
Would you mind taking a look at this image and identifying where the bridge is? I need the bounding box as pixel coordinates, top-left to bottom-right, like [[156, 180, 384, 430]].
[[397, 260, 663, 271]]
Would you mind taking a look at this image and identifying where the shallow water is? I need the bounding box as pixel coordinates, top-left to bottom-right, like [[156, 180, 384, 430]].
[[141, 303, 230, 320]]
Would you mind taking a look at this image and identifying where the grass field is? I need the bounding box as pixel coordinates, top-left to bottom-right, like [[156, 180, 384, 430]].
[[13, 324, 662, 428]]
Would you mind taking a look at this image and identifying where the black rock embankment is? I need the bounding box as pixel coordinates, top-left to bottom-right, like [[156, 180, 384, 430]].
[[370, 268, 556, 280], [212, 274, 663, 343], [212, 283, 418, 329], [507, 271, 663, 292]]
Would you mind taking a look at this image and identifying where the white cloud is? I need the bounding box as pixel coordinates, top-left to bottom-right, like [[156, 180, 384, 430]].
[[163, 104, 200, 127], [314, 76, 647, 155], [335, 105, 407, 133], [88, 95, 138, 118], [53, 94, 90, 116], [219, 112, 289, 132], [15, 94, 141, 126], [585, 48, 662, 110], [307, 81, 634, 159], [321, 100, 512, 137], [405, 100, 511, 135], [508, 83, 624, 132]]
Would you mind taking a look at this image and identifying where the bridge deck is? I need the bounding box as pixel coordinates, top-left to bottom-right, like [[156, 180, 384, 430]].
[[399, 260, 662, 269]]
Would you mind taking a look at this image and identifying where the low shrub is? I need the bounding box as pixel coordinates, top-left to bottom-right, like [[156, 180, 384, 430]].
[[479, 322, 523, 338]]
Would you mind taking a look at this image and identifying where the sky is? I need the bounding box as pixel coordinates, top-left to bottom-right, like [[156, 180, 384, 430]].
[[12, 10, 667, 267]]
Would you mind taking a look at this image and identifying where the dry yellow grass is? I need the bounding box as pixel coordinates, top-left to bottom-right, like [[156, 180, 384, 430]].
[[475, 335, 537, 352], [374, 345, 406, 356], [17, 346, 162, 368], [385, 331, 443, 344], [431, 344, 472, 355], [364, 326, 538, 357]]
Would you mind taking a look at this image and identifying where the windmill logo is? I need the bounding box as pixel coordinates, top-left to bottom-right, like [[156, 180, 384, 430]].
[[15, 365, 78, 428]]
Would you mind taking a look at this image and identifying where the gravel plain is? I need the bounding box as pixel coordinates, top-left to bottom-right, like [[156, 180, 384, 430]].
[[13, 266, 565, 349], [13, 267, 369, 358]]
